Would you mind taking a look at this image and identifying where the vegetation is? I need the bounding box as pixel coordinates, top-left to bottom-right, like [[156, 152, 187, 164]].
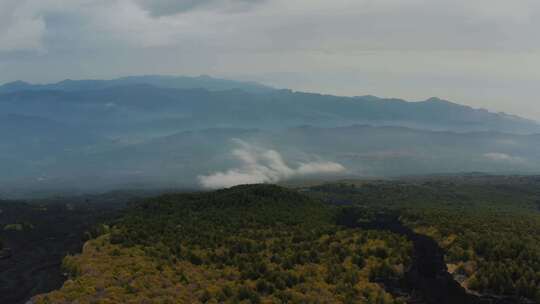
[[3, 222, 34, 231], [0, 196, 126, 304], [31, 177, 540, 303], [309, 176, 540, 302], [34, 185, 412, 304], [407, 210, 540, 300]]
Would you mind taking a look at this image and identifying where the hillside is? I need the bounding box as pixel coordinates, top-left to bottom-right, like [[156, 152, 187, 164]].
[[28, 180, 540, 303], [31, 184, 412, 303], [307, 176, 540, 302]]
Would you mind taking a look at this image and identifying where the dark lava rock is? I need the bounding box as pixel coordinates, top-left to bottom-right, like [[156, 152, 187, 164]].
[[0, 248, 12, 260], [349, 213, 530, 304], [404, 232, 477, 304]]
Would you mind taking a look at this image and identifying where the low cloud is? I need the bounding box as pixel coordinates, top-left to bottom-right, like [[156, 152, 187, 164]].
[[198, 139, 345, 189], [135, 0, 266, 17], [483, 152, 524, 162]]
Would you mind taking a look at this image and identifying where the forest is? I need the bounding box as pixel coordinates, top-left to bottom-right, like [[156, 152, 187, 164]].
[[308, 176, 540, 302], [30, 177, 540, 303], [33, 185, 412, 304]]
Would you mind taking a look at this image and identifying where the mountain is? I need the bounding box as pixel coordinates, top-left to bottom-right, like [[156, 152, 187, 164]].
[[1, 81, 538, 135], [2, 75, 540, 194], [0, 75, 275, 94], [0, 114, 102, 155], [108, 125, 540, 178], [4, 125, 540, 194]]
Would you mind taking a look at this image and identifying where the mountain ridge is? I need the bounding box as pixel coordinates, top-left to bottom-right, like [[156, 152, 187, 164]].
[[0, 75, 275, 94], [1, 77, 538, 134], [2, 75, 540, 192], [1, 75, 536, 126]]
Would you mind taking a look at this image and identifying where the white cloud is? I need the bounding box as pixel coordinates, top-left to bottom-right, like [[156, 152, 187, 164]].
[[483, 152, 524, 163], [297, 162, 346, 175], [198, 139, 345, 189]]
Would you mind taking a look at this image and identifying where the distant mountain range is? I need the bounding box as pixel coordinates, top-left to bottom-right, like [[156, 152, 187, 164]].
[[0, 75, 275, 94], [1, 75, 540, 195], [1, 75, 538, 135]]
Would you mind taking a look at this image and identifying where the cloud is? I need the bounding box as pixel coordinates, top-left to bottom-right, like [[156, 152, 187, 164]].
[[483, 152, 524, 163], [198, 139, 345, 189], [135, 0, 266, 16], [1, 0, 540, 119], [297, 162, 346, 175], [5, 1, 540, 56], [0, 1, 46, 51]]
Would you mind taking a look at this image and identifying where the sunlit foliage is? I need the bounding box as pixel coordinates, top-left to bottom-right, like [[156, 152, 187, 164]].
[[34, 184, 411, 304], [309, 178, 540, 302]]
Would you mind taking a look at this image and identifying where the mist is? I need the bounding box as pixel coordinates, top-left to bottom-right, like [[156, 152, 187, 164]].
[[198, 139, 346, 189]]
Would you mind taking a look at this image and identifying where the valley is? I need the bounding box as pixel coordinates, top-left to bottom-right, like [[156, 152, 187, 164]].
[[3, 1, 540, 302], [2, 76, 540, 194], [1, 77, 539, 304]]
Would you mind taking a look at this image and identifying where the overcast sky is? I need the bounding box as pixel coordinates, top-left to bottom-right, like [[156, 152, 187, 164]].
[[1, 0, 540, 120]]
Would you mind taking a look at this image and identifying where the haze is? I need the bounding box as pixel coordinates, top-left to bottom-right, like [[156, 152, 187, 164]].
[[1, 0, 540, 120]]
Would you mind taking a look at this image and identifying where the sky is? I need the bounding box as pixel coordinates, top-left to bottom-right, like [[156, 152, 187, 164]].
[[1, 0, 540, 120]]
